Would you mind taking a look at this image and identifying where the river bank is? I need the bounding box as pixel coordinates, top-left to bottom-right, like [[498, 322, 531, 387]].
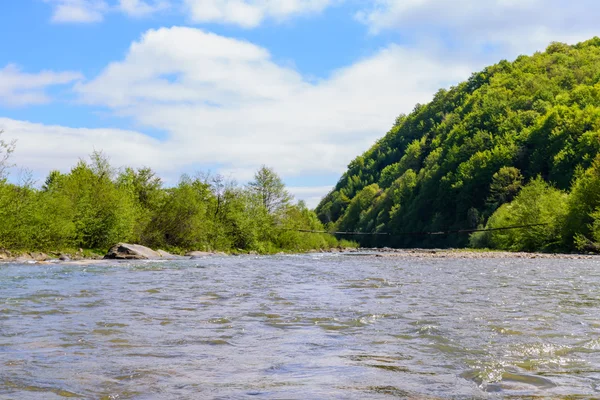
[[343, 248, 600, 260], [2, 246, 598, 263]]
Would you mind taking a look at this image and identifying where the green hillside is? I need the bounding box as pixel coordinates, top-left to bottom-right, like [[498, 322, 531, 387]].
[[316, 38, 600, 252]]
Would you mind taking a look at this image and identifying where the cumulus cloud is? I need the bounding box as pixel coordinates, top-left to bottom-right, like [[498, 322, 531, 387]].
[[118, 0, 169, 17], [45, 0, 334, 25], [45, 0, 169, 23], [0, 65, 82, 107], [23, 1, 600, 204], [73, 27, 470, 179], [288, 186, 336, 208], [0, 118, 163, 175], [46, 0, 108, 23], [356, 0, 600, 59], [183, 0, 335, 27]]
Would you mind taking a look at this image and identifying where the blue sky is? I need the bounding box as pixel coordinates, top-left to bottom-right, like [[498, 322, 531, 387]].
[[1, 0, 599, 207]]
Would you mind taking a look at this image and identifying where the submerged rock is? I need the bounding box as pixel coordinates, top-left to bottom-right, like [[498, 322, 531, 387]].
[[186, 251, 213, 258], [104, 243, 162, 260], [157, 250, 186, 260]]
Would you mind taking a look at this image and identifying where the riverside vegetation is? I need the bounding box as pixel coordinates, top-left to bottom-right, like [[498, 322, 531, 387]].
[[316, 38, 600, 253], [7, 39, 600, 256], [0, 142, 354, 256]]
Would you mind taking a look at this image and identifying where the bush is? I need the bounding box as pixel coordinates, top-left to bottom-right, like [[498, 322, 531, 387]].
[[484, 177, 568, 251]]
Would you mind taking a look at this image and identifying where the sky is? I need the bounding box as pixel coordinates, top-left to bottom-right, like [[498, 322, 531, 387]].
[[1, 0, 599, 207]]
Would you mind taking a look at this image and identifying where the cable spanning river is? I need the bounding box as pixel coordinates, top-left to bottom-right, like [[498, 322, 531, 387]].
[[2, 253, 600, 399]]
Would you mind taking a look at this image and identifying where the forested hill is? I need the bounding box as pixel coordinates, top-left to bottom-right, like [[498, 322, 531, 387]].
[[316, 38, 600, 252]]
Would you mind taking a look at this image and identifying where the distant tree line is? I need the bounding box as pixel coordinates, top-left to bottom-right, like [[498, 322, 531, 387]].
[[316, 38, 600, 253], [0, 138, 350, 254]]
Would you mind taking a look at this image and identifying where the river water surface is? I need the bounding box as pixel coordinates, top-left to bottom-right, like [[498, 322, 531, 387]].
[[2, 253, 600, 399]]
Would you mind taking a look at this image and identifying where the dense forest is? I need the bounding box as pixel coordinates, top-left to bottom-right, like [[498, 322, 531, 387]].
[[0, 142, 351, 255], [316, 38, 600, 252]]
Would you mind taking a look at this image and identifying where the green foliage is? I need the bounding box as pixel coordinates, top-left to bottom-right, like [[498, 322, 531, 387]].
[[0, 152, 342, 254], [145, 174, 212, 250], [563, 154, 600, 246], [487, 167, 523, 212], [473, 178, 568, 251], [337, 184, 381, 233], [62, 153, 138, 249], [247, 165, 292, 214], [116, 167, 164, 243], [273, 201, 341, 252], [316, 37, 600, 251]]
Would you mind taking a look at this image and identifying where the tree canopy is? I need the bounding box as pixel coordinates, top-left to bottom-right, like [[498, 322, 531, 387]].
[[316, 37, 600, 252], [247, 165, 292, 214], [0, 154, 351, 254]]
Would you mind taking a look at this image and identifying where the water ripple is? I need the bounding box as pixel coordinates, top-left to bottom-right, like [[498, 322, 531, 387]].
[[1, 255, 600, 398]]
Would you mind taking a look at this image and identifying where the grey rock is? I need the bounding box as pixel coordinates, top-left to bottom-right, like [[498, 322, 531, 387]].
[[29, 252, 49, 262], [59, 254, 71, 261], [157, 250, 186, 260], [186, 251, 213, 258], [104, 243, 162, 260], [15, 253, 34, 262]]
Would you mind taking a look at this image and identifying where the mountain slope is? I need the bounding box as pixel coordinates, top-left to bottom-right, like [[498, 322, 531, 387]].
[[316, 38, 600, 249]]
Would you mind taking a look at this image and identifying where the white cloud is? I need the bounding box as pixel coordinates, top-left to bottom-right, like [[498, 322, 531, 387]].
[[71, 26, 469, 178], [183, 0, 335, 27], [356, 0, 600, 58], [45, 0, 169, 23], [21, 1, 600, 204], [1, 114, 336, 205], [288, 186, 334, 208], [0, 65, 82, 107], [0, 118, 163, 175], [47, 0, 107, 23], [118, 0, 169, 17], [1, 27, 470, 202], [45, 0, 334, 25]]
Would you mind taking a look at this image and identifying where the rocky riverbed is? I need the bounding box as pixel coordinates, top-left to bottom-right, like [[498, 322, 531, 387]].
[[2, 244, 598, 264], [341, 248, 600, 260], [0, 243, 229, 263]]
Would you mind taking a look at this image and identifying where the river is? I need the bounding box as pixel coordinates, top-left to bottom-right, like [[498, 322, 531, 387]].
[[1, 253, 600, 399]]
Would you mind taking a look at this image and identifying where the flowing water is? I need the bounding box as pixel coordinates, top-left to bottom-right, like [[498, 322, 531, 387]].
[[2, 253, 600, 399]]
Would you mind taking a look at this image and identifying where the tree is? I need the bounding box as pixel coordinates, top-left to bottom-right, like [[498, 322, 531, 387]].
[[117, 167, 163, 209], [62, 153, 137, 249], [475, 178, 568, 251], [487, 166, 523, 211], [247, 165, 292, 214], [0, 130, 16, 180], [315, 38, 600, 250], [563, 154, 600, 246], [146, 174, 212, 250]]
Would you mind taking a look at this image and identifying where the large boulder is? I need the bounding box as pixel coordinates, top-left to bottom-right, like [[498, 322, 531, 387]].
[[104, 243, 162, 260]]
